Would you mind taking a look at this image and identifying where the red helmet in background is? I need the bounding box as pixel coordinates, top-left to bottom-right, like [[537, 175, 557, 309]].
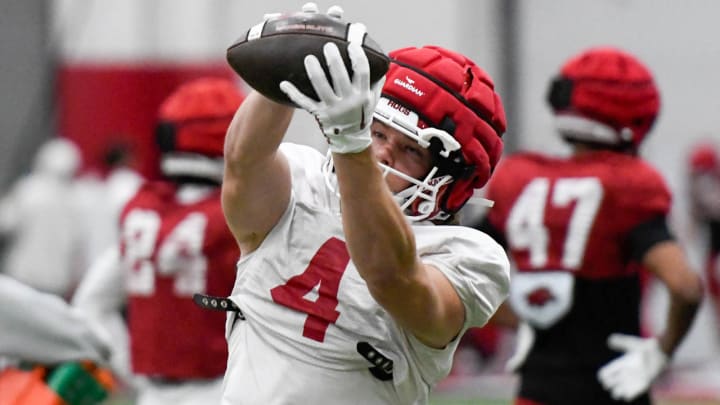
[[371, 45, 506, 221], [689, 143, 719, 174], [156, 77, 245, 182], [547, 47, 660, 151]]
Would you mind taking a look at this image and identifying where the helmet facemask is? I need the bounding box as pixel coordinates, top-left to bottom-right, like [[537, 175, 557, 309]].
[[321, 97, 493, 222]]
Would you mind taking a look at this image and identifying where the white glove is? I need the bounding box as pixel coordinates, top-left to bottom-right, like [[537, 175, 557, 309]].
[[597, 334, 668, 402], [298, 3, 343, 18], [280, 40, 385, 154], [264, 3, 336, 21]]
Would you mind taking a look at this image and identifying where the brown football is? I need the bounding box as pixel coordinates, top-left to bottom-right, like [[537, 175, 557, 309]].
[[227, 11, 389, 106]]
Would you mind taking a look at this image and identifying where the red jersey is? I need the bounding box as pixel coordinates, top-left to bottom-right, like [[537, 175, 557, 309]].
[[486, 150, 671, 279], [481, 150, 674, 393], [119, 181, 239, 379]]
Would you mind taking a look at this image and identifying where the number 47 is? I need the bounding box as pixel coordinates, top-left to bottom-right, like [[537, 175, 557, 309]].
[[506, 177, 603, 270]]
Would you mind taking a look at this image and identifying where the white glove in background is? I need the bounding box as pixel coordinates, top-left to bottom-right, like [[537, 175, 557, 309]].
[[280, 40, 384, 154], [597, 333, 668, 402]]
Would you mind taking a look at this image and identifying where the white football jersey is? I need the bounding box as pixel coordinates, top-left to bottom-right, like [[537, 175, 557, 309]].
[[222, 143, 510, 405]]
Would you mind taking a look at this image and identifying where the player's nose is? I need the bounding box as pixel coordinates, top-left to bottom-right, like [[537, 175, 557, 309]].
[[373, 141, 394, 167]]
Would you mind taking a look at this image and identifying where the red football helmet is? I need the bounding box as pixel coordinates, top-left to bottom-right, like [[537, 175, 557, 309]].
[[547, 47, 660, 151], [155, 77, 245, 182], [330, 46, 506, 221]]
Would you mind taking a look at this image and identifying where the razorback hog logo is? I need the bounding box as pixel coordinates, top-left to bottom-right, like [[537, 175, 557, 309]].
[[525, 286, 556, 307]]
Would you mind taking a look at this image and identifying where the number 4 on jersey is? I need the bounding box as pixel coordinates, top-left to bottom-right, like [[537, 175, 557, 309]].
[[270, 237, 350, 342]]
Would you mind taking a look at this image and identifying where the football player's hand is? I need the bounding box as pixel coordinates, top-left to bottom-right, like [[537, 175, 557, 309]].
[[263, 2, 311, 20], [597, 334, 668, 401], [297, 2, 344, 18], [280, 39, 385, 154]]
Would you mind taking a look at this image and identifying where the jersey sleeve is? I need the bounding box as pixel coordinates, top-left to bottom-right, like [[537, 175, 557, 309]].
[[614, 160, 672, 221], [416, 226, 510, 329]]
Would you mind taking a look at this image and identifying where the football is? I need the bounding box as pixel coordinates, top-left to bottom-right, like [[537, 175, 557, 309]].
[[226, 11, 390, 106]]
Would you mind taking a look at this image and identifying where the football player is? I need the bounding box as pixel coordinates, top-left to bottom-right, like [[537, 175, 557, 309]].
[[688, 143, 720, 320], [72, 77, 243, 405], [474, 47, 704, 405], [218, 4, 510, 404], [0, 137, 84, 299]]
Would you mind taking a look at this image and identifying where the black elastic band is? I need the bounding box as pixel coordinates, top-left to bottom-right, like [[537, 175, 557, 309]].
[[356, 342, 393, 381], [192, 293, 245, 320], [626, 216, 673, 261]]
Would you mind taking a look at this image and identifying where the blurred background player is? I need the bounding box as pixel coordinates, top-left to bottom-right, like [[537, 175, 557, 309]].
[[72, 77, 244, 405], [74, 141, 144, 268], [474, 47, 704, 405], [0, 137, 86, 299], [219, 4, 509, 404], [688, 143, 720, 321]]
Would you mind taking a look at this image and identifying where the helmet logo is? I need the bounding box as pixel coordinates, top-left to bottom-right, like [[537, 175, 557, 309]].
[[393, 77, 424, 97], [386, 99, 413, 117]]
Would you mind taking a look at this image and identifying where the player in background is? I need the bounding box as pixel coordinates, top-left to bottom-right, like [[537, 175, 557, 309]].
[[0, 137, 85, 299], [72, 77, 243, 405], [219, 4, 510, 404], [688, 143, 720, 320], [474, 47, 704, 405]]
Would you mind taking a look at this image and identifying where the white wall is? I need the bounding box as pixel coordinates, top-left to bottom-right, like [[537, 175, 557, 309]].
[[51, 0, 499, 152]]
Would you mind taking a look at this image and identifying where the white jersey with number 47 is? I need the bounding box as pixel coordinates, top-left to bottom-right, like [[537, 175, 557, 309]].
[[222, 143, 509, 405]]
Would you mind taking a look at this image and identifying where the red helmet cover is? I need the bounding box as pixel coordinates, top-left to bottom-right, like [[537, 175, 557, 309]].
[[551, 47, 660, 148], [158, 77, 245, 157], [382, 46, 506, 214], [689, 143, 719, 173]]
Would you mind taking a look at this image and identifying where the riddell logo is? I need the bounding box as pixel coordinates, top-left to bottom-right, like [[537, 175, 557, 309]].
[[394, 76, 424, 96]]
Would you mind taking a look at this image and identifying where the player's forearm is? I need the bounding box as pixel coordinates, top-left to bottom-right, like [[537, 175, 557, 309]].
[[333, 150, 418, 284], [222, 91, 294, 251], [659, 282, 703, 355], [224, 90, 294, 175], [72, 247, 125, 315]]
